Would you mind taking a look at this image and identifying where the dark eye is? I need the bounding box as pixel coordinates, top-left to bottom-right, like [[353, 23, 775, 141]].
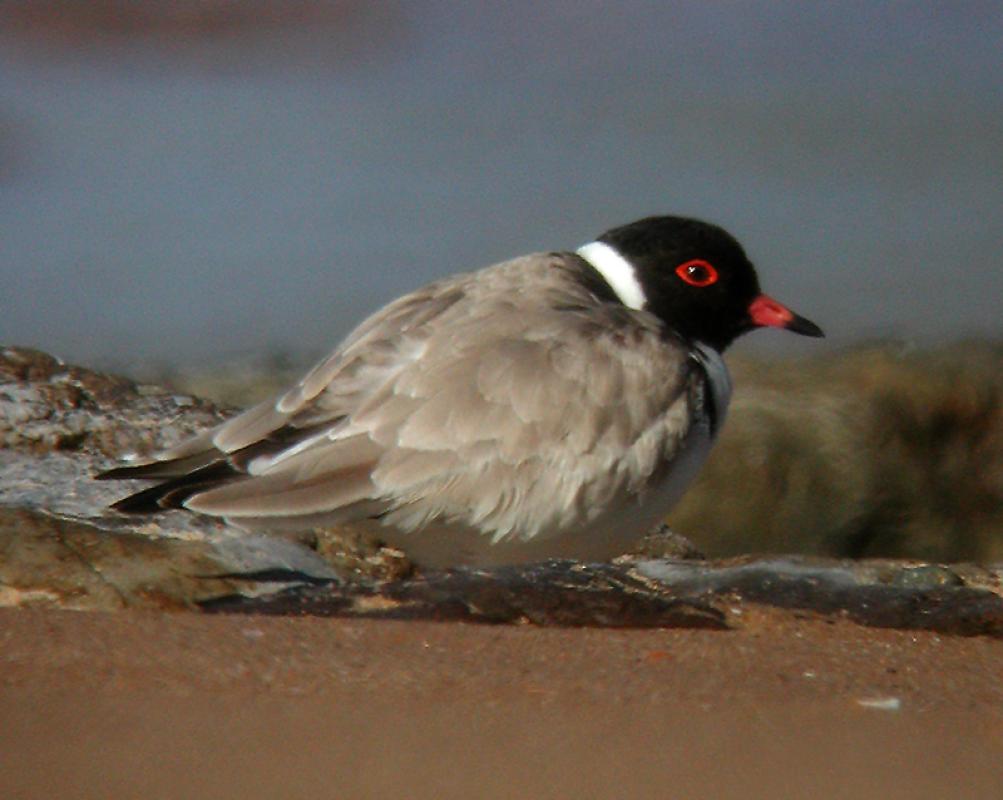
[[675, 259, 719, 287]]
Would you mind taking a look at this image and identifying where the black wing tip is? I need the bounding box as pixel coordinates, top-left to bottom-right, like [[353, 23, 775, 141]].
[[109, 491, 172, 514], [95, 464, 142, 481], [103, 459, 244, 515], [95, 460, 181, 481], [107, 482, 204, 514], [98, 462, 181, 513]]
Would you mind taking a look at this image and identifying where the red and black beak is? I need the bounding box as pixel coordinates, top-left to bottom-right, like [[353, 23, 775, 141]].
[[748, 295, 824, 338]]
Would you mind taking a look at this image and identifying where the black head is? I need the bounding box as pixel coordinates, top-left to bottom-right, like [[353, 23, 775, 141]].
[[584, 215, 823, 351]]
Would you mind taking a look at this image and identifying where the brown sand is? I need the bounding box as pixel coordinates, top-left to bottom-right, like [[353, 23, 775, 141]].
[[1, 607, 1001, 799]]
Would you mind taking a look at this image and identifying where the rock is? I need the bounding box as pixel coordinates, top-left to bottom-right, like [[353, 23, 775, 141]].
[[0, 506, 240, 610], [0, 345, 224, 457], [2, 345, 1003, 634], [623, 524, 706, 560], [205, 556, 1003, 635], [202, 560, 729, 629], [0, 346, 348, 610]]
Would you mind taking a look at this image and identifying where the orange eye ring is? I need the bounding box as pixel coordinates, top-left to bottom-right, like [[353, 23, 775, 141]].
[[675, 259, 719, 287]]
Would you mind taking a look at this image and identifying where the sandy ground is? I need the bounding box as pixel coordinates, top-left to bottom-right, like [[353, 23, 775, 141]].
[[1, 607, 1001, 799]]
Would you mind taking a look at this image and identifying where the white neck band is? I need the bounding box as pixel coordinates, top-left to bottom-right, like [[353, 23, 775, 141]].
[[575, 241, 646, 310]]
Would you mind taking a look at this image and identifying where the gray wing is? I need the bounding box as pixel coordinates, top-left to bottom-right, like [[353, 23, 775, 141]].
[[101, 254, 698, 539]]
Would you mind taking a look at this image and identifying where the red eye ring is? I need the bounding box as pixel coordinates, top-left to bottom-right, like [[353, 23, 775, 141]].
[[675, 259, 719, 287]]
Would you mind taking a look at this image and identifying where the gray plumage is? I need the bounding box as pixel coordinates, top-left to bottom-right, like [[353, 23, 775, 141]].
[[102, 252, 721, 566]]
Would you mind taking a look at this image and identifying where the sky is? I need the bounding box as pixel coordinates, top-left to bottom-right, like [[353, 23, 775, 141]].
[[2, 1, 1002, 372]]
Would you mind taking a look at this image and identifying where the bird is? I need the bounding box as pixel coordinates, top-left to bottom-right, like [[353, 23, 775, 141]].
[[98, 215, 823, 567]]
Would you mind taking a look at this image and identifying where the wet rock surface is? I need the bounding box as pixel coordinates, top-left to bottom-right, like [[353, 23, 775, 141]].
[[204, 557, 1003, 636], [2, 345, 1003, 634], [202, 561, 730, 629]]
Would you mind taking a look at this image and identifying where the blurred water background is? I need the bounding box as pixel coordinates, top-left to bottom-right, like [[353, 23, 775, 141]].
[[2, 1, 1002, 560]]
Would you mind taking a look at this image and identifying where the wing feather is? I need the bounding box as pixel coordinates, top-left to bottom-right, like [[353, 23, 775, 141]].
[[101, 254, 696, 542], [184, 462, 376, 516]]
